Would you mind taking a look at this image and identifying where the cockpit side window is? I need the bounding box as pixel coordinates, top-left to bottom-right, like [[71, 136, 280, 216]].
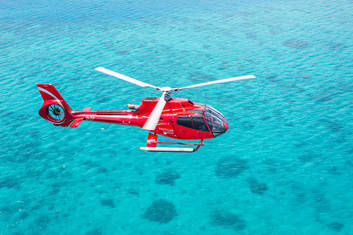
[[192, 116, 209, 131], [176, 116, 193, 129], [177, 115, 209, 132]]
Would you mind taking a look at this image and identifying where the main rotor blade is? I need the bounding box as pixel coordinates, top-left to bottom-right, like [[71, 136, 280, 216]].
[[95, 67, 159, 90], [175, 75, 255, 91], [143, 92, 167, 131]]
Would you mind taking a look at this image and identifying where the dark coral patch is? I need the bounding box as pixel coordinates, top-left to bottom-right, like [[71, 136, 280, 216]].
[[100, 199, 115, 208], [298, 152, 321, 163], [117, 50, 129, 55], [20, 211, 29, 220], [327, 42, 346, 51], [189, 72, 215, 83], [215, 157, 249, 178], [210, 210, 246, 231], [327, 166, 340, 175], [319, 119, 343, 132], [0, 176, 20, 189], [35, 215, 50, 230], [241, 121, 254, 130], [155, 170, 180, 185], [96, 96, 111, 103], [282, 40, 309, 49], [97, 167, 108, 174], [85, 228, 102, 235], [314, 93, 337, 103], [245, 32, 257, 39], [328, 222, 344, 232], [247, 177, 268, 195], [266, 74, 279, 82], [127, 188, 139, 196], [143, 199, 177, 224]]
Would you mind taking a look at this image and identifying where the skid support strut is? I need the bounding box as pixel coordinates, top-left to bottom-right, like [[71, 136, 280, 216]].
[[140, 133, 204, 153]]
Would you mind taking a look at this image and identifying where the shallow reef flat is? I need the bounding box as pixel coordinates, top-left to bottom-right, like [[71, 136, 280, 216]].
[[0, 0, 353, 234]]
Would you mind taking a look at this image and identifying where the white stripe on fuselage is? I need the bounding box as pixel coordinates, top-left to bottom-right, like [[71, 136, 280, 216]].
[[38, 87, 63, 106]]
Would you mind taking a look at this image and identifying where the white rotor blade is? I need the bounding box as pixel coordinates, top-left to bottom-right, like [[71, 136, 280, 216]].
[[143, 93, 167, 131], [175, 75, 255, 91], [95, 67, 159, 89]]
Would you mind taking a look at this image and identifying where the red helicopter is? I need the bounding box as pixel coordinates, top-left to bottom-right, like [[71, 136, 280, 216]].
[[37, 67, 255, 152]]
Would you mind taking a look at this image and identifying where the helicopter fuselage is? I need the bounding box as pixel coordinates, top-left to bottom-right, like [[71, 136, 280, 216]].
[[37, 84, 229, 141], [49, 97, 228, 140], [37, 63, 255, 152]]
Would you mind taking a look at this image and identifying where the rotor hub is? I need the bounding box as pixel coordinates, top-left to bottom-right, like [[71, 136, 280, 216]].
[[160, 87, 172, 92], [53, 108, 61, 115]]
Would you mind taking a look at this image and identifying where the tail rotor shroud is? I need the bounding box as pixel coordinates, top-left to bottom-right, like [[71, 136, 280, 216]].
[[37, 84, 74, 126], [47, 104, 66, 122]]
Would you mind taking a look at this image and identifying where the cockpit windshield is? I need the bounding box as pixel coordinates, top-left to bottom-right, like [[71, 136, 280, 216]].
[[177, 105, 227, 137], [205, 105, 227, 123], [204, 105, 227, 136]]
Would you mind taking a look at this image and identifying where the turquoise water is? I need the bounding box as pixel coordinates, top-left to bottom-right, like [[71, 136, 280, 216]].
[[1, 0, 353, 234]]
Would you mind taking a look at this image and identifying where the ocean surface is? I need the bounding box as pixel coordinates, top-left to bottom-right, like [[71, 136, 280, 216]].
[[1, 0, 353, 234]]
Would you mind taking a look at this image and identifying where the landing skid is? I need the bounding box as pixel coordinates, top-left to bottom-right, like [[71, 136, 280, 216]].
[[140, 133, 204, 153]]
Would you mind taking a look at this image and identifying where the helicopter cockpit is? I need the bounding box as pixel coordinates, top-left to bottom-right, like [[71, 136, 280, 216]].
[[176, 105, 228, 137], [204, 105, 228, 136]]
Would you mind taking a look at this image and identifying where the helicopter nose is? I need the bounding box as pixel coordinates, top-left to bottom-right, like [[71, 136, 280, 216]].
[[224, 121, 229, 132]]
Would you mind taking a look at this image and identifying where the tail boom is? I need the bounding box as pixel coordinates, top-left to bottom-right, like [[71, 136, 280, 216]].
[[37, 84, 144, 127]]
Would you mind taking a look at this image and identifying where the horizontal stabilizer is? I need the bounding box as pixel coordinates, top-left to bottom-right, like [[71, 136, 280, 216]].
[[82, 107, 92, 112], [69, 118, 84, 128], [69, 107, 92, 127], [140, 147, 194, 153]]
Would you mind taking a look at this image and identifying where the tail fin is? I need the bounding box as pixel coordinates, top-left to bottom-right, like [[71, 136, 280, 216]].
[[37, 84, 72, 112], [36, 84, 74, 126]]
